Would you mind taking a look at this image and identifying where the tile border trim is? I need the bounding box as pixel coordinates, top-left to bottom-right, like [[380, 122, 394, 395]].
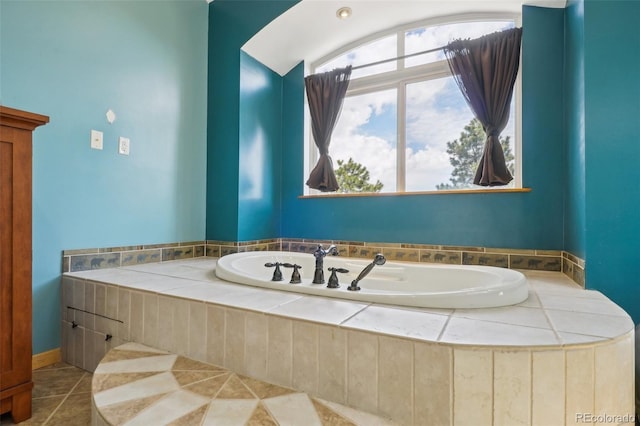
[[61, 238, 585, 286]]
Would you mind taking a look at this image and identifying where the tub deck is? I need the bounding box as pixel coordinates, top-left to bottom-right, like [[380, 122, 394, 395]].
[[63, 257, 635, 425]]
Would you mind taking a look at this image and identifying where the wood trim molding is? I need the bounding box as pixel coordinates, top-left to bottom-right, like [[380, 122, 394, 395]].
[[299, 187, 531, 199], [32, 348, 61, 370]]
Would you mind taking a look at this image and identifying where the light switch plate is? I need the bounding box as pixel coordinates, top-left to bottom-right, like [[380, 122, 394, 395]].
[[118, 137, 130, 155], [90, 130, 103, 150]]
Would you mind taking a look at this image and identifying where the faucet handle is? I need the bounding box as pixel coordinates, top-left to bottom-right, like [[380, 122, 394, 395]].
[[327, 267, 349, 289], [282, 263, 302, 284], [264, 262, 284, 281]]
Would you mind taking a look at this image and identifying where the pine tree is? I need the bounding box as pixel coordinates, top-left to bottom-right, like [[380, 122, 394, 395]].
[[437, 118, 515, 190], [335, 158, 384, 193]]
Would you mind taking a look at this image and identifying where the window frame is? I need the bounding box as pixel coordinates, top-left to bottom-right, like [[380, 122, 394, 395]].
[[305, 12, 523, 195]]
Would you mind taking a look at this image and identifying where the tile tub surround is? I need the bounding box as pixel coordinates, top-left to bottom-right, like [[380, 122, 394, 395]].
[[62, 258, 633, 425], [91, 342, 396, 426], [61, 238, 586, 287]]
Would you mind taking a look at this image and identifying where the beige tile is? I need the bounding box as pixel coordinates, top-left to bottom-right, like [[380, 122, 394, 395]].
[[245, 311, 268, 379], [532, 350, 564, 426], [61, 277, 74, 322], [267, 315, 293, 387], [347, 330, 378, 414], [538, 291, 629, 317], [292, 321, 319, 395], [216, 374, 255, 399], [594, 332, 634, 418], [32, 366, 87, 398], [378, 336, 413, 425], [88, 330, 107, 372], [414, 342, 451, 426], [441, 317, 559, 346], [188, 301, 207, 362], [493, 350, 530, 426], [61, 321, 71, 365], [142, 293, 159, 348], [129, 291, 144, 343], [105, 285, 119, 336], [245, 403, 278, 426], [157, 296, 174, 353], [262, 393, 322, 426], [120, 389, 209, 426], [267, 296, 368, 325], [71, 278, 86, 322], [95, 354, 177, 375], [453, 348, 492, 426], [318, 325, 347, 404], [451, 305, 550, 329], [117, 288, 131, 341], [172, 298, 190, 356], [381, 247, 419, 263], [205, 304, 225, 366], [463, 252, 508, 268], [310, 399, 357, 426], [72, 326, 85, 371], [224, 308, 246, 374], [203, 399, 258, 426], [342, 305, 448, 341], [24, 394, 66, 424], [239, 375, 296, 399], [46, 392, 93, 426], [566, 347, 594, 425], [94, 283, 107, 333], [420, 250, 462, 264], [83, 327, 95, 371], [184, 373, 230, 399], [83, 280, 95, 330], [167, 404, 208, 426], [316, 398, 398, 426], [545, 309, 633, 339]]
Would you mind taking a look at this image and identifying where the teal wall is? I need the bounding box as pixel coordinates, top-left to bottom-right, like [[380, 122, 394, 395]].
[[4, 0, 640, 355], [238, 51, 283, 240], [279, 6, 566, 249], [1, 0, 208, 354], [564, 0, 587, 259], [583, 0, 640, 322], [206, 0, 297, 241]]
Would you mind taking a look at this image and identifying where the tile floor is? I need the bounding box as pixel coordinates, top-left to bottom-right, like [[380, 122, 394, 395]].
[[92, 342, 396, 426], [1, 344, 395, 426], [0, 363, 92, 425]]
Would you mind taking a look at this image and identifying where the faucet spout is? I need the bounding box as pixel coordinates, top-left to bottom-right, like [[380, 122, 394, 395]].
[[347, 254, 386, 291], [312, 244, 338, 284]]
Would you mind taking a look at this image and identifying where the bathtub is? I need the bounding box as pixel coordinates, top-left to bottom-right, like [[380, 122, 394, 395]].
[[215, 251, 528, 308]]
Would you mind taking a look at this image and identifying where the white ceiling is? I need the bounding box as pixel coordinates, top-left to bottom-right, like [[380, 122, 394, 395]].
[[241, 0, 566, 76]]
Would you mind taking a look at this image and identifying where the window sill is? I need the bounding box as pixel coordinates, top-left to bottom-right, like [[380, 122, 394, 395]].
[[298, 187, 531, 199]]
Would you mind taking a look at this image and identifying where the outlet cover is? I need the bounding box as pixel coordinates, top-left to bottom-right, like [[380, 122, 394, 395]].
[[118, 137, 130, 155], [90, 130, 103, 150]]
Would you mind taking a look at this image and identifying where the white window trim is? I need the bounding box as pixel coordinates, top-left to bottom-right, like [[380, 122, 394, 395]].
[[305, 12, 522, 195]]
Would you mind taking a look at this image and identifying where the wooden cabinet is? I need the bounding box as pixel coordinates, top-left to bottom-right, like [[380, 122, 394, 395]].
[[0, 106, 48, 423]]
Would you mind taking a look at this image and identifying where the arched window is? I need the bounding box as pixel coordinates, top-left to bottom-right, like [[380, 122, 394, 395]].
[[307, 13, 521, 194]]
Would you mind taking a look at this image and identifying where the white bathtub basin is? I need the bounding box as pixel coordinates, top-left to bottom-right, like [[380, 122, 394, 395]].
[[215, 251, 528, 308]]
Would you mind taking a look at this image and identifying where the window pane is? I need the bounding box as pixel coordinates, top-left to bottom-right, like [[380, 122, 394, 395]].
[[405, 77, 516, 191], [405, 21, 515, 67], [316, 35, 397, 79], [331, 89, 397, 193]]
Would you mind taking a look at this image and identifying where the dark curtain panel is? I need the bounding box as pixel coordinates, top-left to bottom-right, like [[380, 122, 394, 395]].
[[305, 66, 352, 192], [444, 27, 522, 186]]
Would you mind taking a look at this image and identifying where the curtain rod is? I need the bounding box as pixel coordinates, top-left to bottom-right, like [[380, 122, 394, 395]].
[[350, 45, 445, 71]]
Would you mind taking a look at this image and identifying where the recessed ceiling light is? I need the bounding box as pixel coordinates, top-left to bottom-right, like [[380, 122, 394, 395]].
[[336, 7, 352, 19]]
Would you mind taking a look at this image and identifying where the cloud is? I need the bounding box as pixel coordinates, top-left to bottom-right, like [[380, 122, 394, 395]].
[[316, 19, 518, 191]]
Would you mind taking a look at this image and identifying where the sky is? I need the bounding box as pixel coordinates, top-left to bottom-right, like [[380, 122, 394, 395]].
[[314, 20, 517, 192]]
